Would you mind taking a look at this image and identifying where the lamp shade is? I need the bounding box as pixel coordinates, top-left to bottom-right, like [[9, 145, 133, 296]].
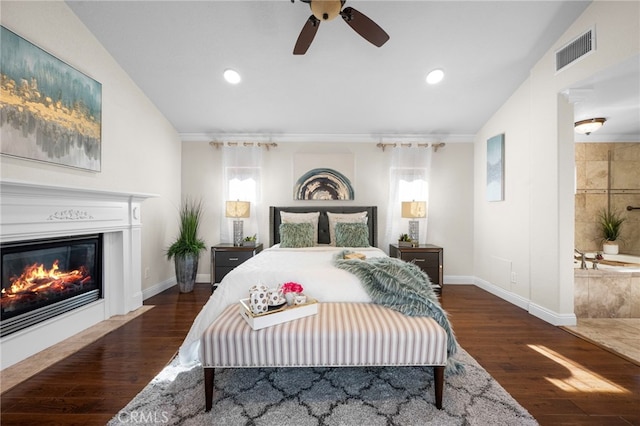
[[401, 201, 426, 218], [225, 200, 250, 218], [574, 118, 606, 135]]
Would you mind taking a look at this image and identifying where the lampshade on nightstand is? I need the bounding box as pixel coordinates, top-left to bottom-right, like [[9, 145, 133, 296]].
[[401, 201, 426, 243], [226, 200, 250, 246]]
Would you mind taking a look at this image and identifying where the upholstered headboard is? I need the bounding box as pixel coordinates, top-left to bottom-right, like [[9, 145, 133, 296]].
[[269, 206, 378, 247]]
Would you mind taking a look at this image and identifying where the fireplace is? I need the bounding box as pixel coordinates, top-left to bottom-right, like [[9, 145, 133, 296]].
[[1, 235, 103, 337], [0, 179, 154, 370]]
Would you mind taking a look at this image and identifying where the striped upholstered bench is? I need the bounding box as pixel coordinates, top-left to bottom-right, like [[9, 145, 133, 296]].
[[201, 302, 448, 411]]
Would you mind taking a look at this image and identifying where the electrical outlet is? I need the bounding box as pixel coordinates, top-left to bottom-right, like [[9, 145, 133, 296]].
[[144, 267, 150, 279], [510, 271, 517, 284]]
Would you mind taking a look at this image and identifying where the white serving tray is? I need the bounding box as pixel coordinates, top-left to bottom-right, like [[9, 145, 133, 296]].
[[239, 298, 318, 330]]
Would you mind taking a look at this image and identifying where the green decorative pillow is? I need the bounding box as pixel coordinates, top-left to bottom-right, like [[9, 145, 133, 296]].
[[335, 222, 370, 247], [279, 223, 315, 248]]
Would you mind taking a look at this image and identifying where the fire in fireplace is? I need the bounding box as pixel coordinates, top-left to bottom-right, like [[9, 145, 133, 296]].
[[1, 235, 102, 337]]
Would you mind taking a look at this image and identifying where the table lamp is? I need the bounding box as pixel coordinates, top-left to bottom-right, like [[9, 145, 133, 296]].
[[401, 201, 426, 244], [225, 200, 250, 246]]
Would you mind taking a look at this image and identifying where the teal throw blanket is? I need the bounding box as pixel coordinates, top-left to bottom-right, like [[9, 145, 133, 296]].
[[333, 251, 463, 374]]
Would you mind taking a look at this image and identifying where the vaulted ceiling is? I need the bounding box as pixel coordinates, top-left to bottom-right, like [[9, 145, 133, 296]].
[[67, 1, 638, 143]]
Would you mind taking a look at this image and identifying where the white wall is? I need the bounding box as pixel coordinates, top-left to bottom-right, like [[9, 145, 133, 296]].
[[473, 0, 640, 324], [474, 83, 532, 300], [181, 141, 475, 280], [1, 1, 183, 295]]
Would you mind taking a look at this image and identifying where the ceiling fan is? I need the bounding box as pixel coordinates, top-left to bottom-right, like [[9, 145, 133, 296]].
[[292, 0, 390, 55]]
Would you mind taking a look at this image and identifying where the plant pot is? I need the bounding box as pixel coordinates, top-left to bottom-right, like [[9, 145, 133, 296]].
[[242, 241, 256, 247], [602, 241, 619, 255], [398, 241, 413, 248], [174, 253, 199, 293]]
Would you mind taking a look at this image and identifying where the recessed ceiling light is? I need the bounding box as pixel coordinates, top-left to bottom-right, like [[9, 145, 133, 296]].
[[426, 69, 444, 85], [223, 69, 241, 84]]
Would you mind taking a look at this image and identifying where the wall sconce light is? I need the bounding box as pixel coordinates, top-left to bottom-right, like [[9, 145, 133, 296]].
[[574, 117, 606, 135], [225, 200, 250, 246], [401, 201, 426, 244]]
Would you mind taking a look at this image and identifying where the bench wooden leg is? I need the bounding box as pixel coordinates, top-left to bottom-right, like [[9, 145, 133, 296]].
[[204, 368, 215, 412], [433, 366, 444, 409]]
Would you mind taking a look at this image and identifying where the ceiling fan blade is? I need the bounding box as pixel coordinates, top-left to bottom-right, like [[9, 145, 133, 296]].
[[293, 15, 320, 55], [340, 6, 389, 47]]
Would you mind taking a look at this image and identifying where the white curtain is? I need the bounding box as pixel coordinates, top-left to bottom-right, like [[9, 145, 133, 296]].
[[220, 144, 263, 244], [383, 145, 433, 252]]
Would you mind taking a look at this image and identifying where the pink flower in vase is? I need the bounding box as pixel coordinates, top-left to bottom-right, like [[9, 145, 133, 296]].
[[281, 282, 303, 305]]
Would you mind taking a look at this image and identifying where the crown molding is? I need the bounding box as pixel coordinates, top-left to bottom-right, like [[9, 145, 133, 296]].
[[179, 132, 475, 144]]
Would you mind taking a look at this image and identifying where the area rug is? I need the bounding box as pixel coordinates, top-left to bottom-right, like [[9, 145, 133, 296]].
[[108, 348, 537, 425]]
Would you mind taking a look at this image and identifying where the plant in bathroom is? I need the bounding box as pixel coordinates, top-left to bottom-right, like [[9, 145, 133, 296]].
[[598, 208, 625, 254]]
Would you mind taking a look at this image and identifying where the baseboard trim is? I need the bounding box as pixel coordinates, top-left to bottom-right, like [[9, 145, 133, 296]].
[[473, 277, 530, 310], [142, 274, 212, 301], [142, 278, 175, 301], [529, 302, 577, 326], [472, 277, 577, 326], [443, 275, 475, 285]]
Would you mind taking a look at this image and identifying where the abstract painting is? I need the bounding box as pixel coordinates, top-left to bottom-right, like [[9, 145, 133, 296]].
[[0, 26, 102, 171], [293, 153, 354, 200], [486, 133, 505, 201]]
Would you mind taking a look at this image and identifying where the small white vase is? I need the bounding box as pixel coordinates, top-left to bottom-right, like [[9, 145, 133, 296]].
[[602, 241, 619, 255], [285, 292, 296, 306]]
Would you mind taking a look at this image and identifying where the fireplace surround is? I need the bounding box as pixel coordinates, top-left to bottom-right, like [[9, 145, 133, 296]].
[[0, 179, 154, 370]]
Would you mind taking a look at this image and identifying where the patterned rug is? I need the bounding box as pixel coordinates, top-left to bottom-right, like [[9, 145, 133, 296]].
[[108, 348, 537, 425]]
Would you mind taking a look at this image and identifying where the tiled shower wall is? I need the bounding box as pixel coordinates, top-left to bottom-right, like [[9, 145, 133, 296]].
[[575, 143, 640, 255]]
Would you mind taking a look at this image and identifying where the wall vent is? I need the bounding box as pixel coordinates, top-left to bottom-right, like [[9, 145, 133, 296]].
[[555, 28, 595, 72]]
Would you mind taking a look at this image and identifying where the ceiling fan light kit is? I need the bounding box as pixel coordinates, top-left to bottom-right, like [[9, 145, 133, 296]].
[[293, 0, 389, 55], [310, 0, 341, 21]]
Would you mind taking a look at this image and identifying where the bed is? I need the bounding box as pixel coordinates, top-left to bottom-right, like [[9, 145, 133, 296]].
[[177, 206, 457, 411], [179, 206, 381, 365]]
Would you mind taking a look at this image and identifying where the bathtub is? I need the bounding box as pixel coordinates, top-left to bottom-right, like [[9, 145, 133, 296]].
[[575, 253, 640, 273], [574, 253, 640, 318]]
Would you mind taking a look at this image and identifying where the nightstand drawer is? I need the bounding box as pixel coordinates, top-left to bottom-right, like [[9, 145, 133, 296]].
[[400, 252, 438, 265], [215, 251, 253, 267], [403, 254, 440, 284], [389, 243, 443, 291], [211, 243, 264, 288]]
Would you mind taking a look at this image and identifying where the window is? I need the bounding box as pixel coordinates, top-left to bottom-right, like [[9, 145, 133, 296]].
[[221, 146, 263, 244]]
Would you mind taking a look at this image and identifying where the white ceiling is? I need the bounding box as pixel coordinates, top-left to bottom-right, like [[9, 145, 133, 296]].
[[66, 0, 639, 143]]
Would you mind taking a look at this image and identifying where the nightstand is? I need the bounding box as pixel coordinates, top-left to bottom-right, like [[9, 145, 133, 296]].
[[389, 244, 443, 296], [211, 243, 263, 290]]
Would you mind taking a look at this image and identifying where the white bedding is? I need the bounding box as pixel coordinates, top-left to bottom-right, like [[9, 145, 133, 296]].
[[178, 245, 388, 365]]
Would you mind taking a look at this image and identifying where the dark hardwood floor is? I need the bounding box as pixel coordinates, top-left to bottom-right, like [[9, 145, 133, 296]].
[[1, 284, 638, 425]]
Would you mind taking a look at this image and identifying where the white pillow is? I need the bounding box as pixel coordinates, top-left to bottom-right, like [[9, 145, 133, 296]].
[[280, 211, 320, 244], [327, 211, 368, 246]]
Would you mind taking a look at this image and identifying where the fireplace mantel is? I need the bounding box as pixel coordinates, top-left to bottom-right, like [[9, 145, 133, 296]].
[[1, 179, 154, 242], [1, 179, 156, 370]]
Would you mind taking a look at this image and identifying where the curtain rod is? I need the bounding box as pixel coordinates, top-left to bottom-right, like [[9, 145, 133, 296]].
[[376, 142, 446, 152], [209, 141, 278, 150]]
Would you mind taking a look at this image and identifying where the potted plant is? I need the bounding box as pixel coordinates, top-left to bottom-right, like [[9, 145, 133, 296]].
[[598, 209, 625, 255], [242, 234, 257, 247], [398, 233, 414, 248], [166, 198, 206, 293]]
